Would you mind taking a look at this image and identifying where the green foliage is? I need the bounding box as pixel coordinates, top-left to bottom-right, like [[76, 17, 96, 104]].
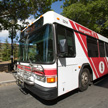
[[62, 0, 108, 37], [0, 0, 61, 42], [0, 0, 59, 32], [1, 39, 19, 61], [28, 46, 37, 60], [0, 0, 59, 41], [2, 38, 11, 61], [13, 42, 18, 60], [62, 2, 90, 26]]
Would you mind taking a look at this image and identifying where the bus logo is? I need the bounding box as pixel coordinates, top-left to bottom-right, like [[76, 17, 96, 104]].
[[99, 61, 105, 74]]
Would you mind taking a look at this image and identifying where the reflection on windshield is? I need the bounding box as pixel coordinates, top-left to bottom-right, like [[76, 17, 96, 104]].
[[19, 24, 54, 63]]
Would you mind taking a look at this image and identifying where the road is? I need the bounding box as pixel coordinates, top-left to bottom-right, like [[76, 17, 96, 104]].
[[0, 75, 108, 108]]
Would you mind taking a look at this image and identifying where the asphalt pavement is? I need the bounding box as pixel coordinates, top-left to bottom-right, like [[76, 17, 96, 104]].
[[0, 75, 108, 108], [0, 71, 108, 108], [0, 72, 16, 86]]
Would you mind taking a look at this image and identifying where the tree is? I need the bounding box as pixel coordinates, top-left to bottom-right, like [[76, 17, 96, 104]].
[[13, 42, 18, 61], [2, 38, 11, 61], [0, 0, 61, 45], [62, 0, 108, 37], [0, 0, 59, 31]]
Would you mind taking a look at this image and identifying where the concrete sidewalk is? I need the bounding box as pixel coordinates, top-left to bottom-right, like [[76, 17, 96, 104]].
[[0, 72, 16, 86]]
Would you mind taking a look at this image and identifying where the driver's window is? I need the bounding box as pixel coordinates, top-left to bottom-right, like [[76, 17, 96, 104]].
[[57, 25, 66, 54], [57, 24, 75, 57]]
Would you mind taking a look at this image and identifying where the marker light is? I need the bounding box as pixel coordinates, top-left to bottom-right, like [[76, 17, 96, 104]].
[[40, 15, 43, 18], [78, 66, 81, 69], [47, 77, 55, 83], [57, 17, 60, 20]]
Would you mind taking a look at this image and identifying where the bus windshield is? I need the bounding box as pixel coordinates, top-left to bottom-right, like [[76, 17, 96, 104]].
[[19, 24, 54, 63]]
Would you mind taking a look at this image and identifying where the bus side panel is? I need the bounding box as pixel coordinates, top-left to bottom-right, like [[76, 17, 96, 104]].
[[58, 33, 89, 96], [69, 20, 108, 80], [58, 59, 78, 96]]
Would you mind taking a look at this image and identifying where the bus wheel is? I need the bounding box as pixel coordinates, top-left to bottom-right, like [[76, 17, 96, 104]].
[[79, 68, 90, 92]]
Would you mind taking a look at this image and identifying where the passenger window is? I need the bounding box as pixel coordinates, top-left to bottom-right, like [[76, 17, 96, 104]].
[[99, 41, 105, 57], [105, 43, 108, 57], [87, 37, 98, 57], [66, 29, 75, 56]]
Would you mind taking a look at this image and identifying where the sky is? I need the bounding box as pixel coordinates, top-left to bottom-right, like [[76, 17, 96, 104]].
[[0, 1, 63, 43], [51, 0, 63, 14]]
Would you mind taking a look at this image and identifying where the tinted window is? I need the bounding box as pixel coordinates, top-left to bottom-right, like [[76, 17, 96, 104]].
[[57, 25, 75, 57], [57, 25, 66, 54], [105, 43, 108, 57], [99, 41, 105, 57], [87, 37, 98, 57], [21, 17, 43, 38], [19, 24, 54, 63], [66, 29, 75, 56]]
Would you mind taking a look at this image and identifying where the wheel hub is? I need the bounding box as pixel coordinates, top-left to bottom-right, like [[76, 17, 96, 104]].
[[82, 72, 88, 85]]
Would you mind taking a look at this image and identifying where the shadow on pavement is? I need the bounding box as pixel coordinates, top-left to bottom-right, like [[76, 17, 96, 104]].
[[19, 74, 108, 105], [93, 74, 108, 88], [19, 86, 79, 105], [30, 89, 79, 105]]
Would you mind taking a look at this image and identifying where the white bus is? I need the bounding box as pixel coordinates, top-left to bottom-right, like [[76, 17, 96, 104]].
[[15, 11, 108, 100]]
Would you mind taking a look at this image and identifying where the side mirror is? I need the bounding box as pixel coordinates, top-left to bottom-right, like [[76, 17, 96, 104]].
[[59, 39, 68, 54]]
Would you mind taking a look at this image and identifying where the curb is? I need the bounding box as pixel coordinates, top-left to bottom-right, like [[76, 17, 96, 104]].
[[0, 80, 16, 86]]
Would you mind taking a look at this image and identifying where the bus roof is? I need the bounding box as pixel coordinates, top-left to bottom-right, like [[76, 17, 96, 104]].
[[22, 11, 108, 43]]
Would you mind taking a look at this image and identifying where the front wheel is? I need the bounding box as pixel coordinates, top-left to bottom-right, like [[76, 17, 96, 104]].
[[79, 68, 90, 92]]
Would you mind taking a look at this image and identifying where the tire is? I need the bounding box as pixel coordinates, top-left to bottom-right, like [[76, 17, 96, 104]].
[[79, 68, 90, 92]]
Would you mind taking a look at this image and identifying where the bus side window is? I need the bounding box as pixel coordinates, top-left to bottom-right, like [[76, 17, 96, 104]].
[[105, 43, 108, 57], [99, 40, 105, 57], [87, 37, 98, 57], [66, 29, 75, 57]]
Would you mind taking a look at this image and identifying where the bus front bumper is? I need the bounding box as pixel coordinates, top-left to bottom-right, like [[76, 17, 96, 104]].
[[24, 83, 57, 100]]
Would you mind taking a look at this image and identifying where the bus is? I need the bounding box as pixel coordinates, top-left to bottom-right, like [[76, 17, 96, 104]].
[[15, 11, 108, 100]]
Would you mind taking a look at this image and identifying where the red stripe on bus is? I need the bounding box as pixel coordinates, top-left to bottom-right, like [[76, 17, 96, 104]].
[[70, 20, 98, 39], [44, 69, 57, 76], [69, 20, 99, 78], [17, 65, 57, 76]]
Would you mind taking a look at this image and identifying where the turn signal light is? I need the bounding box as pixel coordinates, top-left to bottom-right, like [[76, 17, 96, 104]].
[[47, 77, 55, 83]]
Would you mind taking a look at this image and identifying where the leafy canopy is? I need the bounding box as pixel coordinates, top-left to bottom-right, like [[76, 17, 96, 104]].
[[62, 0, 108, 37], [2, 38, 11, 61], [0, 0, 59, 31]]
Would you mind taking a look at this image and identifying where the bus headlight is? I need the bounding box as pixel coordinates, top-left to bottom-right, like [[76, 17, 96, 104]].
[[36, 75, 46, 82]]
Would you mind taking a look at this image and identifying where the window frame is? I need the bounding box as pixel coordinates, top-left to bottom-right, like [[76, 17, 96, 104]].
[[19, 24, 56, 64], [99, 40, 105, 57], [105, 42, 108, 57], [87, 36, 99, 57], [56, 24, 76, 58]]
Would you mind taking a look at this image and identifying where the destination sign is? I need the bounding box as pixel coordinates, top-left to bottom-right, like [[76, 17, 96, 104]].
[[21, 17, 43, 39]]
